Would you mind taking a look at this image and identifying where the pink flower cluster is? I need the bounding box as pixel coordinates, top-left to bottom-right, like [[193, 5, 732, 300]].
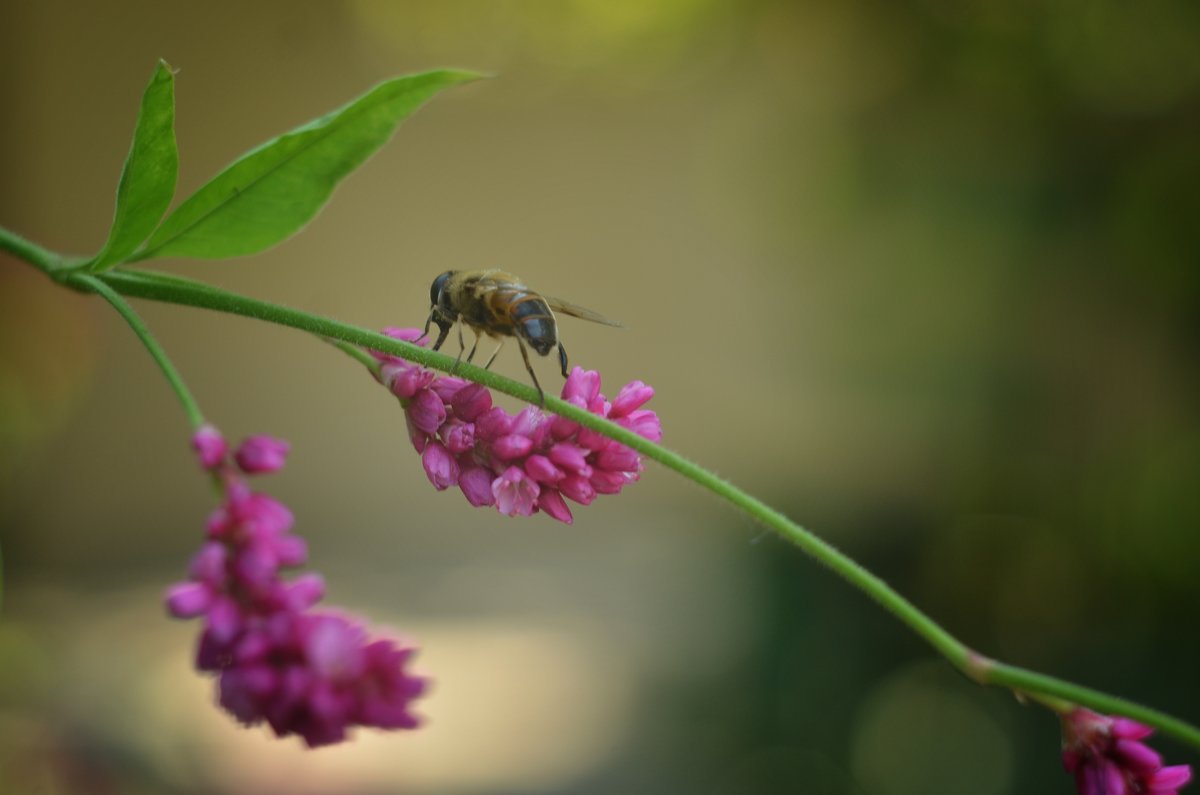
[[371, 327, 661, 524], [166, 426, 428, 747], [1061, 708, 1192, 795]]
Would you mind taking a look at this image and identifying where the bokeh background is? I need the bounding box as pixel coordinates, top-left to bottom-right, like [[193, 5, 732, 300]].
[[3, 1, 1199, 793]]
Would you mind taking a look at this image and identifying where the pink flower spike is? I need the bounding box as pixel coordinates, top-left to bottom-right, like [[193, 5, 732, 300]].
[[235, 435, 291, 474], [170, 425, 429, 746], [422, 442, 460, 490], [192, 424, 228, 470], [492, 466, 539, 516]]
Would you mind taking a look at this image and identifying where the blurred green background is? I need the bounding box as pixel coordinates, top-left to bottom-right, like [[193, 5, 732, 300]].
[[2, 1, 1199, 793]]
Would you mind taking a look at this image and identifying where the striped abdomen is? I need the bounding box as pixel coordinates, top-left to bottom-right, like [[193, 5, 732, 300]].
[[485, 287, 558, 355]]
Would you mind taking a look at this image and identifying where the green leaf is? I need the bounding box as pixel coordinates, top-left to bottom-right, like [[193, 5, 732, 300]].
[[88, 60, 178, 271], [130, 69, 481, 262]]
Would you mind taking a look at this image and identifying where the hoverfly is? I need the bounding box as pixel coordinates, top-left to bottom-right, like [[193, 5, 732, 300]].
[[422, 269, 621, 404]]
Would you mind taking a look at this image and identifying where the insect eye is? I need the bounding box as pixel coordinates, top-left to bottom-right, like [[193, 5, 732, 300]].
[[430, 271, 454, 306]]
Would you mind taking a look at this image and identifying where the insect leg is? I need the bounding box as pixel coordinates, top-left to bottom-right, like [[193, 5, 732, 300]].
[[557, 342, 569, 378], [517, 337, 546, 407], [419, 310, 435, 343], [430, 319, 452, 352], [465, 329, 480, 365], [483, 338, 506, 370], [450, 322, 467, 374]]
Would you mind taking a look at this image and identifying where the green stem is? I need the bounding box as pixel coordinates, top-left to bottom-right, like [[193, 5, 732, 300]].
[[0, 225, 67, 272], [40, 265, 1200, 753], [72, 273, 206, 429]]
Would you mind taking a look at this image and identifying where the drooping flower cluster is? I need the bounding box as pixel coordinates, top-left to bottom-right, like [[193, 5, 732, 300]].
[[1061, 708, 1192, 795], [166, 426, 428, 747], [371, 327, 661, 524]]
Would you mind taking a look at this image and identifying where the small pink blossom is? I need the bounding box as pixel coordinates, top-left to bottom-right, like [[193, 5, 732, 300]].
[[235, 435, 291, 474], [1061, 708, 1192, 795], [167, 427, 428, 747], [421, 441, 459, 490], [493, 466, 539, 516], [370, 328, 660, 525], [192, 424, 228, 470]]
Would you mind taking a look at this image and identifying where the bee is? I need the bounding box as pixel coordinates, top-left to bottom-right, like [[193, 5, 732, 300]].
[[423, 269, 621, 404]]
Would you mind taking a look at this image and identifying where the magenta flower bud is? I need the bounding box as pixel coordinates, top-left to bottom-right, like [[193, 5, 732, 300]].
[[235, 435, 291, 474], [474, 406, 513, 441], [590, 469, 629, 494], [550, 395, 587, 439], [610, 381, 654, 417], [492, 433, 534, 460], [237, 493, 294, 537], [189, 541, 228, 584], [1151, 766, 1193, 790], [430, 376, 470, 402], [538, 488, 573, 524], [166, 582, 214, 618], [525, 454, 564, 483], [548, 442, 589, 473], [421, 441, 460, 490], [405, 413, 428, 454], [620, 408, 663, 442], [286, 573, 326, 610], [492, 466, 539, 516], [558, 475, 596, 505], [441, 420, 476, 454], [275, 535, 308, 567], [234, 544, 280, 592], [389, 366, 436, 399], [459, 466, 496, 507], [576, 426, 609, 451], [510, 406, 543, 438], [562, 367, 601, 403], [596, 443, 640, 472], [1115, 739, 1162, 772], [382, 327, 426, 344], [408, 389, 447, 434], [450, 383, 492, 421], [306, 614, 368, 680], [207, 596, 243, 644], [192, 424, 228, 470]]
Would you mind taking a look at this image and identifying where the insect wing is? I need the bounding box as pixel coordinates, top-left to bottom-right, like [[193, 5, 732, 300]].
[[544, 296, 623, 327]]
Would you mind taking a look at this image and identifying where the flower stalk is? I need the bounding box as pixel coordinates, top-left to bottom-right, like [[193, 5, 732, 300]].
[[28, 262, 1193, 752]]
